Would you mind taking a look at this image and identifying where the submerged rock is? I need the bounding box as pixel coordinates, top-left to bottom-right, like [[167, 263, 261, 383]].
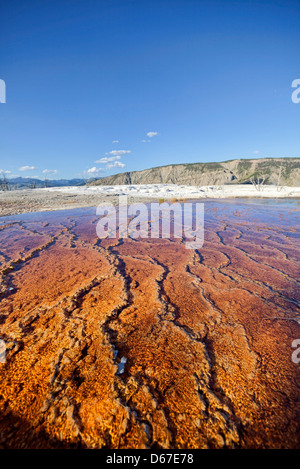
[[117, 357, 127, 375]]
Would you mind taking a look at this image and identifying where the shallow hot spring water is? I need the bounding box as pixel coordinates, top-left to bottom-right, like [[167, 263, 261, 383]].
[[0, 199, 299, 448]]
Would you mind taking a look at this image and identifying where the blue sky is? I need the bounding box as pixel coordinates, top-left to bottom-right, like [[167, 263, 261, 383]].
[[0, 0, 299, 180]]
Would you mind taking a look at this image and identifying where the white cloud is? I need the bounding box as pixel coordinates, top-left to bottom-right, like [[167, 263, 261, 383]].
[[106, 161, 126, 169], [112, 140, 119, 144], [0, 169, 11, 174], [146, 131, 158, 138], [105, 150, 131, 156], [252, 150, 260, 154], [19, 165, 36, 171], [42, 169, 58, 175], [95, 155, 121, 164], [87, 167, 103, 174]]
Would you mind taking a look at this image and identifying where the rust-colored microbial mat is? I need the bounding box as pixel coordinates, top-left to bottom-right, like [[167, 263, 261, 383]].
[[0, 199, 299, 449]]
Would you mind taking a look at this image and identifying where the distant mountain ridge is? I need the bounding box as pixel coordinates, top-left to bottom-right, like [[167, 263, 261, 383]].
[[0, 177, 89, 190], [89, 158, 300, 187]]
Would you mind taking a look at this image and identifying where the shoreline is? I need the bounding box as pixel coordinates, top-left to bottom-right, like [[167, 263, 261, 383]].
[[0, 184, 299, 218]]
